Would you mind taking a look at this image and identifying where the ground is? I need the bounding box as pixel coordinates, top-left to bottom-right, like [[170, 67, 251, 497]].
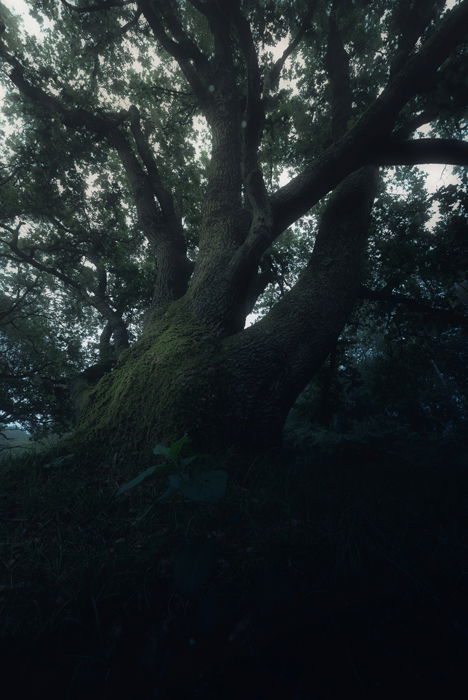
[[1, 431, 467, 698]]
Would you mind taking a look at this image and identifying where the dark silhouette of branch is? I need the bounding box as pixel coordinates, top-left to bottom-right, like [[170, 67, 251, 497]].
[[367, 138, 468, 166], [390, 0, 445, 77], [0, 278, 41, 324], [359, 286, 468, 329], [231, 6, 270, 227], [0, 51, 192, 303], [324, 0, 353, 140], [270, 0, 468, 239], [128, 105, 185, 241], [137, 0, 209, 103], [264, 0, 318, 97], [394, 108, 440, 139]]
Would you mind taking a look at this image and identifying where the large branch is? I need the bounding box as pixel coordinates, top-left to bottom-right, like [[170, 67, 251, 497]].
[[128, 105, 185, 241], [394, 108, 440, 139], [390, 0, 445, 77], [324, 1, 352, 140], [137, 0, 209, 104], [105, 128, 192, 303], [360, 286, 468, 329], [0, 278, 40, 324], [231, 6, 270, 232], [1, 223, 130, 350], [271, 0, 468, 240], [225, 168, 379, 438], [264, 0, 317, 97], [1, 50, 119, 135], [0, 52, 192, 304], [188, 0, 236, 75], [367, 138, 468, 167]]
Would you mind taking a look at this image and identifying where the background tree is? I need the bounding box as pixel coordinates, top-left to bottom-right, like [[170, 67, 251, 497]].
[[0, 0, 467, 458]]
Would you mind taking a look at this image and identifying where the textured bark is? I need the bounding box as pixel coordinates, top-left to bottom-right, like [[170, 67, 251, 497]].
[[219, 167, 379, 446], [76, 168, 378, 455], [2, 0, 466, 460]]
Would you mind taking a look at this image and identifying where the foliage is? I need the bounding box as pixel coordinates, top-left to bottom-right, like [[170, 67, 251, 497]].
[[0, 3, 467, 694], [116, 435, 228, 526], [0, 0, 466, 447]]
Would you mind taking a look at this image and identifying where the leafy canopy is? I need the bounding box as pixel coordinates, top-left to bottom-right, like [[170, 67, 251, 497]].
[[0, 0, 466, 434]]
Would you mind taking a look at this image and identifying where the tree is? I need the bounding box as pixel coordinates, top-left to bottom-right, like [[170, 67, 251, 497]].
[[0, 0, 467, 457]]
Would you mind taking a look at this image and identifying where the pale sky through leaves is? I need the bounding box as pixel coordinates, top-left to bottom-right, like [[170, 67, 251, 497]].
[[0, 1, 460, 193]]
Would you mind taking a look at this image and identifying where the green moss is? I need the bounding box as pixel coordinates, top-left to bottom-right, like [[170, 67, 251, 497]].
[[74, 301, 227, 459]]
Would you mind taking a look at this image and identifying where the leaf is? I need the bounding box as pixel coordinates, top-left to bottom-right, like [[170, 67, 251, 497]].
[[153, 444, 170, 458], [180, 455, 199, 468], [178, 470, 228, 503], [173, 539, 217, 596], [159, 473, 183, 501], [153, 435, 190, 462], [43, 454, 75, 469], [116, 465, 158, 496], [167, 434, 190, 462]]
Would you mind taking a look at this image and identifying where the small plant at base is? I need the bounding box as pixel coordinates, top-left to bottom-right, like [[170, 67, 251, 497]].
[[116, 434, 228, 508]]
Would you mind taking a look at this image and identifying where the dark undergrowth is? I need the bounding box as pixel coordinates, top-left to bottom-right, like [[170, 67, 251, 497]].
[[1, 431, 467, 699]]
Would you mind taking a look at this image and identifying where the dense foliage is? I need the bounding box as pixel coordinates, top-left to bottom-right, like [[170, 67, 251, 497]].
[[0, 0, 467, 445], [0, 5, 467, 695]]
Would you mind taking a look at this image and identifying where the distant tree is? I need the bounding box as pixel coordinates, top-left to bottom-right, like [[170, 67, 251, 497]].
[[0, 0, 467, 456]]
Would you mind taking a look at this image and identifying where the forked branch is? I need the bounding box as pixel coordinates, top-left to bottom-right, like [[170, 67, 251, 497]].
[[264, 0, 318, 97], [270, 0, 468, 242]]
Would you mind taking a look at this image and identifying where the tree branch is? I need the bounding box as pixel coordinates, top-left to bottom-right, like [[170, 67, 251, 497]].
[[60, 0, 134, 13], [0, 52, 192, 304], [324, 1, 352, 140], [390, 0, 445, 77], [367, 138, 468, 167], [137, 0, 209, 104], [128, 105, 185, 241], [1, 223, 90, 295], [359, 285, 468, 329], [225, 168, 379, 435], [264, 0, 317, 97], [0, 49, 120, 136], [0, 278, 41, 324], [231, 6, 270, 230], [108, 125, 192, 302], [270, 0, 468, 240], [394, 107, 440, 139]]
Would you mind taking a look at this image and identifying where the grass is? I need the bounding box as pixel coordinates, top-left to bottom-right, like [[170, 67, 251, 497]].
[[0, 433, 467, 698]]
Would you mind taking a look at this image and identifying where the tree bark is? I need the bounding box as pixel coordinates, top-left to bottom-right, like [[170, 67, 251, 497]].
[[76, 168, 378, 457], [1, 0, 466, 461]]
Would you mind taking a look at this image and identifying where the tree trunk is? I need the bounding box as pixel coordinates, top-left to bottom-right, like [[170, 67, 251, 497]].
[[76, 168, 378, 459]]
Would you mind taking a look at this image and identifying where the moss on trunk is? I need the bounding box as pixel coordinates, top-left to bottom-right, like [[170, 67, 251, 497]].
[[75, 301, 229, 458]]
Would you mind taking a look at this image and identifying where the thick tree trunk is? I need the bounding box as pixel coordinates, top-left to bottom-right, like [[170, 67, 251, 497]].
[[76, 169, 377, 459]]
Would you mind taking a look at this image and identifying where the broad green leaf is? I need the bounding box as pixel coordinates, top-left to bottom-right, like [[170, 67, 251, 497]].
[[116, 465, 157, 495], [167, 434, 190, 461], [153, 444, 170, 458]]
